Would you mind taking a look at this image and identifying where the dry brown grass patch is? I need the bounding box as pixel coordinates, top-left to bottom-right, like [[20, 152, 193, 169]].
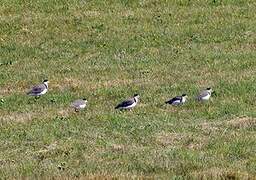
[[0, 108, 69, 123], [53, 77, 84, 91], [110, 144, 126, 152], [186, 136, 209, 150], [102, 79, 133, 89], [0, 112, 36, 123], [73, 10, 101, 18], [191, 168, 253, 180], [200, 122, 221, 134], [57, 108, 73, 118], [156, 132, 190, 147], [37, 141, 58, 154], [46, 175, 154, 179], [0, 81, 28, 95], [156, 132, 209, 150], [119, 10, 134, 17], [227, 116, 256, 129]]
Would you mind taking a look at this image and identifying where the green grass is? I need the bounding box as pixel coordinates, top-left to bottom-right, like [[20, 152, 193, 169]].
[[0, 0, 256, 178]]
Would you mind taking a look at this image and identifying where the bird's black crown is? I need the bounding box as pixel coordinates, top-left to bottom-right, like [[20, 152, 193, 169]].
[[43, 79, 48, 82], [182, 94, 187, 97], [134, 94, 139, 97]]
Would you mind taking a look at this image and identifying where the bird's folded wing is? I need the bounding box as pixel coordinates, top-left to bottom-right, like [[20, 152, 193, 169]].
[[30, 84, 45, 93], [71, 100, 84, 107], [118, 99, 134, 107], [166, 96, 181, 103], [199, 91, 209, 98]]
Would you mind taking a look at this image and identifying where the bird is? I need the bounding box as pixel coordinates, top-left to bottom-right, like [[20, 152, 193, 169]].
[[197, 87, 213, 101], [27, 79, 49, 98], [71, 98, 88, 112], [165, 94, 188, 106], [115, 94, 140, 110]]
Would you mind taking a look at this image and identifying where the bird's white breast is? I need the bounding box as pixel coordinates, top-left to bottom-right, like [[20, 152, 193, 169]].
[[122, 102, 137, 109], [172, 100, 181, 105], [79, 104, 86, 109], [181, 98, 186, 103], [201, 93, 210, 100], [39, 88, 48, 95]]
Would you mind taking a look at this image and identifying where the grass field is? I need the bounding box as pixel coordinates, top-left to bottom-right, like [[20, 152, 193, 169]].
[[0, 0, 256, 178]]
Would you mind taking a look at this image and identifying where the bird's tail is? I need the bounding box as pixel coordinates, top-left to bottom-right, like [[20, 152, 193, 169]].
[[165, 100, 172, 104], [115, 105, 120, 109]]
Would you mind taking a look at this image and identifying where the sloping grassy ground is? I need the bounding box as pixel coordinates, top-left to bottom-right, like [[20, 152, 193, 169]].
[[0, 0, 256, 178]]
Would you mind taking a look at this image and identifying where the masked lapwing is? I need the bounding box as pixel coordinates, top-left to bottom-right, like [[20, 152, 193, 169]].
[[115, 94, 140, 110], [27, 79, 49, 97], [71, 98, 88, 112], [165, 94, 188, 106], [197, 87, 213, 101]]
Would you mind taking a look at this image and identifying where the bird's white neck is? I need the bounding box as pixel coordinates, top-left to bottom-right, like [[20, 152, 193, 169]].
[[207, 90, 212, 95], [134, 96, 139, 103], [182, 96, 187, 103], [43, 82, 49, 89]]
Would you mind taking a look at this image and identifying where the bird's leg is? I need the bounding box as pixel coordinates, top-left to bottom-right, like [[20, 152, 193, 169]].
[[33, 96, 39, 102]]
